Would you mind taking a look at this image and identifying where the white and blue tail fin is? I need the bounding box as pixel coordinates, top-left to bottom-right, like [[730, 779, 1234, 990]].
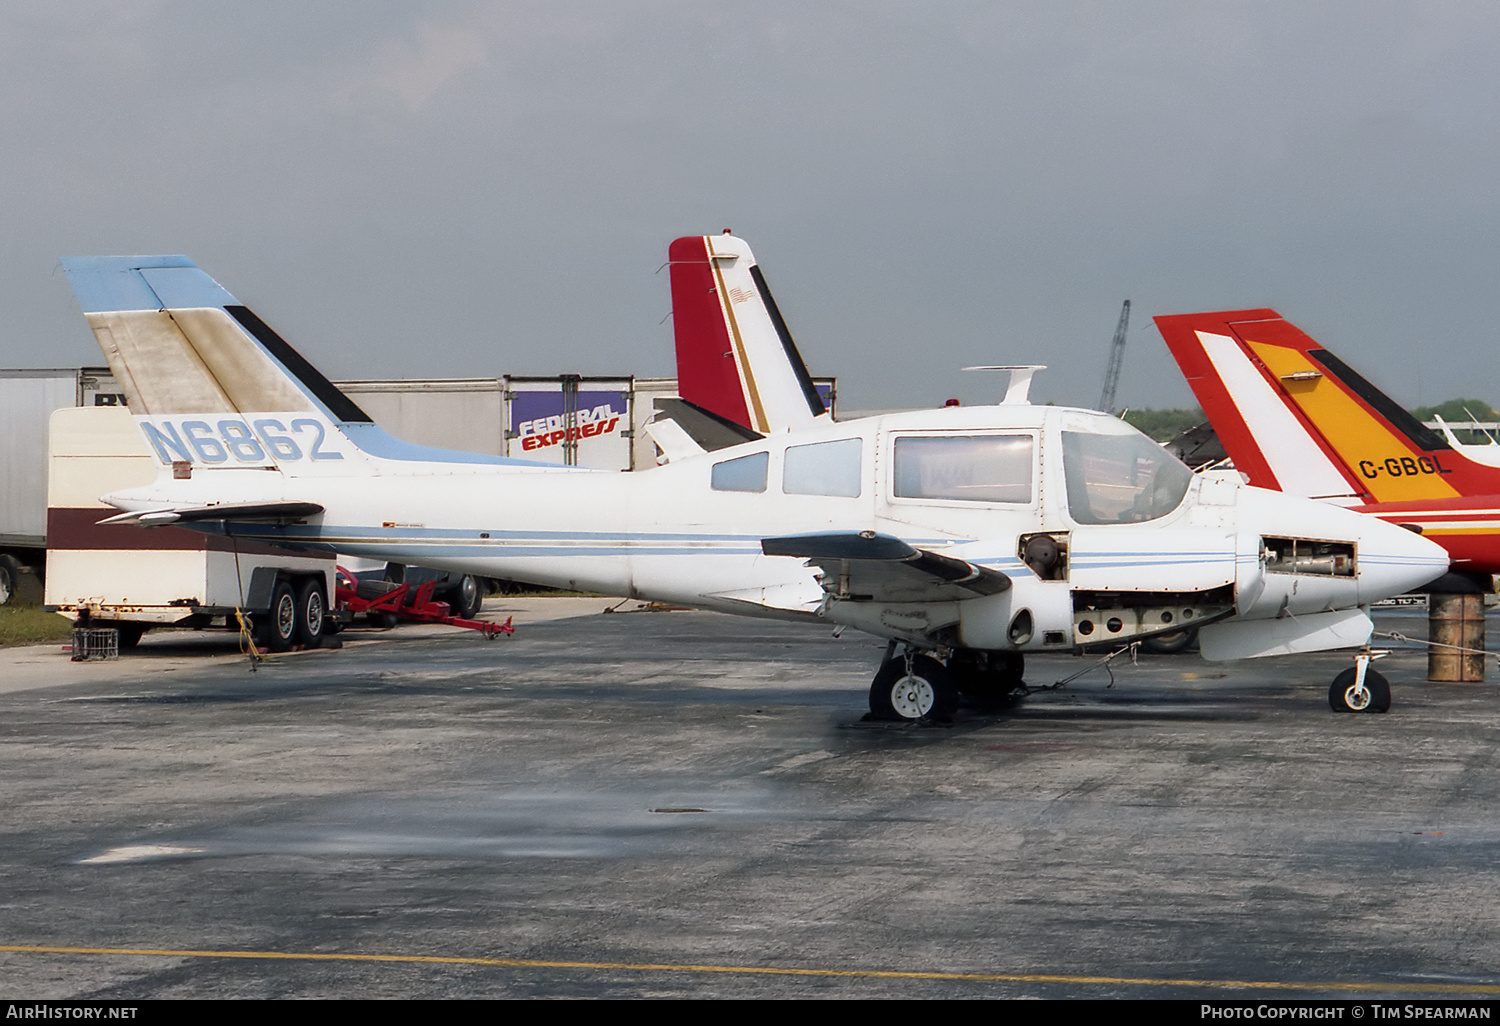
[[62, 256, 515, 476], [667, 235, 828, 438]]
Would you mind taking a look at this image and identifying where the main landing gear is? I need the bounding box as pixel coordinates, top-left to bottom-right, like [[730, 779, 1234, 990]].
[[867, 645, 1027, 722], [1329, 649, 1391, 713]]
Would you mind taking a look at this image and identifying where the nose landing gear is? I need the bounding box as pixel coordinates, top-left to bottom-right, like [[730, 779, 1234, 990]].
[[1330, 649, 1391, 713]]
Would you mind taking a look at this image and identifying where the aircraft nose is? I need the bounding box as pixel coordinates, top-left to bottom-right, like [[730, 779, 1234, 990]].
[[1355, 514, 1451, 604], [1233, 486, 1450, 616]]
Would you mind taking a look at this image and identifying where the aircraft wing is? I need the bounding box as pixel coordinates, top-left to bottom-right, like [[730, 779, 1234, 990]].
[[762, 531, 1010, 602], [98, 501, 325, 527]]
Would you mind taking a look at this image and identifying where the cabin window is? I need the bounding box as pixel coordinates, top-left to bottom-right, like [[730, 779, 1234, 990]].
[[1061, 430, 1192, 525], [892, 434, 1033, 503], [711, 451, 769, 493], [783, 438, 863, 497]]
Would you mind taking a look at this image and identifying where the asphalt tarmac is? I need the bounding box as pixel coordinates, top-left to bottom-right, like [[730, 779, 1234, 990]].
[[2, 601, 1498, 999]]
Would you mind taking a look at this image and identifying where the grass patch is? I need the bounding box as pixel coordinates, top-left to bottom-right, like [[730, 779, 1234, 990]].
[[0, 605, 74, 647]]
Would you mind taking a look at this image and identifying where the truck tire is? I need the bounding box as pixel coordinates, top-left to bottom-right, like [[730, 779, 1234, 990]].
[[294, 578, 327, 647], [0, 555, 19, 607], [257, 579, 298, 652]]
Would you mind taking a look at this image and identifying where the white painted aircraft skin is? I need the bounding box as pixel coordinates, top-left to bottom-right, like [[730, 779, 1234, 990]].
[[62, 254, 1449, 684], [97, 396, 1446, 653]]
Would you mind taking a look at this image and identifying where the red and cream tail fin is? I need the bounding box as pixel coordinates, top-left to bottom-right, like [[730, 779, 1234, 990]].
[[668, 235, 827, 437], [1155, 310, 1500, 504]]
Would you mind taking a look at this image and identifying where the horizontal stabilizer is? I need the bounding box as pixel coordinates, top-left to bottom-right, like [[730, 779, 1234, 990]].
[[641, 415, 706, 463], [98, 501, 325, 527], [651, 396, 762, 452], [762, 531, 1010, 602]]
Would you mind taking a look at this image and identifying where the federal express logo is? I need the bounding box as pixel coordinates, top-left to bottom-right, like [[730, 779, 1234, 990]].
[[514, 402, 623, 452], [137, 415, 345, 465]]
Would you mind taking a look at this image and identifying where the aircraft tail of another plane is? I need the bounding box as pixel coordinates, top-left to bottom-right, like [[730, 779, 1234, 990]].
[[668, 234, 826, 437], [1154, 309, 1500, 505], [60, 256, 516, 476]]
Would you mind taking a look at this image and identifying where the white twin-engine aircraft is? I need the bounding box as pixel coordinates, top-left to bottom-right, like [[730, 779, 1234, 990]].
[[61, 245, 1447, 720]]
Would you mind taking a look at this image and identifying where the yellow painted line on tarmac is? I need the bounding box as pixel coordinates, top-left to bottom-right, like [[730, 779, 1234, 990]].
[[3, 944, 1499, 994]]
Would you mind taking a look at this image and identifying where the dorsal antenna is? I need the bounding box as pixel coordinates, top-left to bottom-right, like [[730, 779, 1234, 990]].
[[962, 365, 1047, 405]]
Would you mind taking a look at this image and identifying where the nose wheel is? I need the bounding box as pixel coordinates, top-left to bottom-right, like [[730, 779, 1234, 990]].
[[869, 650, 959, 722], [1330, 650, 1391, 713]]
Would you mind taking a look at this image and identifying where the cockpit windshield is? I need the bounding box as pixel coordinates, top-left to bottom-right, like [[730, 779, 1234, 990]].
[[1061, 429, 1193, 525]]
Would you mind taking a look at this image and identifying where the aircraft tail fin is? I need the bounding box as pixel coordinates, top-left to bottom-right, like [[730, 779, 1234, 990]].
[[62, 256, 371, 423], [61, 256, 514, 474], [668, 235, 826, 436], [1154, 310, 1496, 504]]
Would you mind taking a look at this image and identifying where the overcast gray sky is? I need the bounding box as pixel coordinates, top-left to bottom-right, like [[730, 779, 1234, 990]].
[[3, 1, 1497, 412]]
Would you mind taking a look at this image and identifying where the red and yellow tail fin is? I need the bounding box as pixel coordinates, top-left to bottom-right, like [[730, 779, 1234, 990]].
[[1155, 310, 1499, 504]]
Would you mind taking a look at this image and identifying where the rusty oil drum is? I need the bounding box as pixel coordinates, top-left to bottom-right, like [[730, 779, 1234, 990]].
[[1428, 592, 1486, 682]]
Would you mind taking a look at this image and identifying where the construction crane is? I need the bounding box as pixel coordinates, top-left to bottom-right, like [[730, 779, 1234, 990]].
[[1097, 299, 1131, 415]]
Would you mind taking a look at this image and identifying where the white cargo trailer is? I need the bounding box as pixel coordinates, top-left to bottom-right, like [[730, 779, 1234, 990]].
[[0, 367, 124, 604], [45, 405, 337, 649]]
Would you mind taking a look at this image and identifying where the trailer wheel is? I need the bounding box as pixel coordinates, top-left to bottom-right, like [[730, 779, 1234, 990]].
[[0, 555, 21, 607], [258, 579, 297, 652], [116, 623, 145, 649], [451, 574, 483, 619], [294, 578, 327, 647]]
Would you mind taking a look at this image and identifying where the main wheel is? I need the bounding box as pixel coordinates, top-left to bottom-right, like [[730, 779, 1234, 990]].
[[1141, 627, 1197, 655], [869, 654, 959, 722], [1329, 667, 1391, 713], [949, 649, 1025, 706], [294, 578, 327, 647], [449, 574, 483, 619], [257, 579, 298, 652]]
